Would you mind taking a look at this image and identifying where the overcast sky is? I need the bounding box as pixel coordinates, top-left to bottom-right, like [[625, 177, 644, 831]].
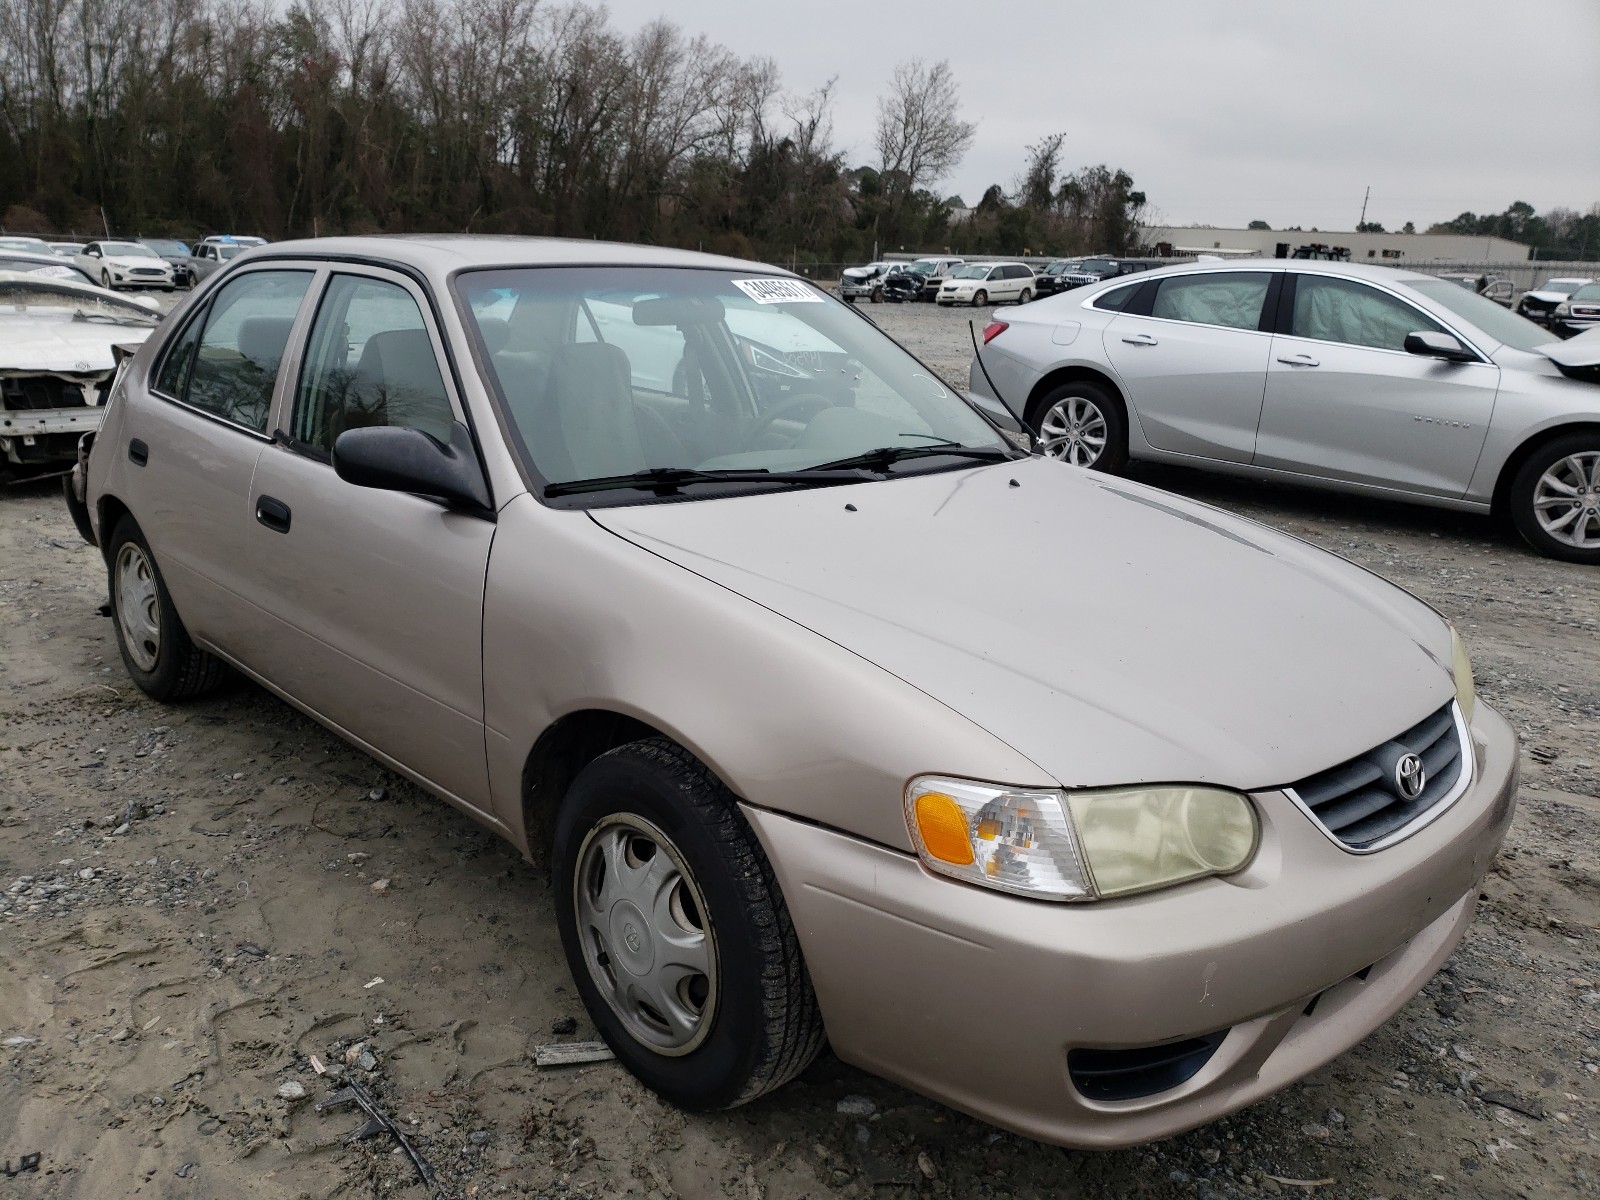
[[600, 0, 1600, 231]]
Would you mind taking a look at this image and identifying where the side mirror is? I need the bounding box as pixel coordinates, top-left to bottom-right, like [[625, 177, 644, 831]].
[[1403, 331, 1476, 363], [332, 421, 492, 512]]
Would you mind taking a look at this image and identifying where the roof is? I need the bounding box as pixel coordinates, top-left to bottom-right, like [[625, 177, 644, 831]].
[[1132, 258, 1438, 284], [250, 234, 793, 277]]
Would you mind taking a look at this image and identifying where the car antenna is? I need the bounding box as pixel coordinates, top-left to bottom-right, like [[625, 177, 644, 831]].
[[968, 319, 1026, 438]]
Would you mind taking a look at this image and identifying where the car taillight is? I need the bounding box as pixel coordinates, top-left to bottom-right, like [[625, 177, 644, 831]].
[[982, 321, 1009, 344]]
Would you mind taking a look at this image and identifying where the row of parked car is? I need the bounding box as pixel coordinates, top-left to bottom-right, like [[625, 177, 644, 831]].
[[840, 255, 1158, 307], [0, 233, 267, 291]]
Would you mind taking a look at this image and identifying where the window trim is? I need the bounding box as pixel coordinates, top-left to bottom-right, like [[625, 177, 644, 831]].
[[1277, 271, 1491, 363], [279, 263, 473, 466], [145, 265, 323, 441]]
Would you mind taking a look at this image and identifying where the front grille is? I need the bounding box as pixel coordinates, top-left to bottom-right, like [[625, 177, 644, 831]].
[[2, 375, 90, 411], [1287, 702, 1466, 850], [1068, 1031, 1228, 1101], [130, 267, 163, 276]]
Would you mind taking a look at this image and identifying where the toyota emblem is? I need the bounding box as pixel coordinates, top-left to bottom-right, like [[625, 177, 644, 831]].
[[1394, 753, 1427, 800]]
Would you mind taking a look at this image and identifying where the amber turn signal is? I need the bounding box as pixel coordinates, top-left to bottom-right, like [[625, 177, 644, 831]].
[[912, 791, 976, 865]]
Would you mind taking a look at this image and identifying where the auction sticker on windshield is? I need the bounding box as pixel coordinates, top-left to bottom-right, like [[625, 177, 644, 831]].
[[732, 278, 823, 304]]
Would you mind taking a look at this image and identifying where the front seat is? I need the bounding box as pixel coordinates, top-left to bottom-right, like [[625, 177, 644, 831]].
[[345, 328, 453, 441], [545, 343, 647, 481]]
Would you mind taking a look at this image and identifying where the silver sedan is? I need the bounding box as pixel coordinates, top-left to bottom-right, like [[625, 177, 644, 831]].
[[969, 260, 1600, 563]]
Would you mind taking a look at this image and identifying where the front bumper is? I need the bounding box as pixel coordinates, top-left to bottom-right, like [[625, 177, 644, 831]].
[[745, 702, 1518, 1148]]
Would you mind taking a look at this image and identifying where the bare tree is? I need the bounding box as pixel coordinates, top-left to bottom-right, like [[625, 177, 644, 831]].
[[873, 58, 973, 199]]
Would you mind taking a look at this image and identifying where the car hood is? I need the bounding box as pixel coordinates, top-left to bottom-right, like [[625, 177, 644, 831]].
[[0, 313, 153, 372], [593, 457, 1455, 792], [1542, 327, 1600, 368], [101, 255, 169, 270]]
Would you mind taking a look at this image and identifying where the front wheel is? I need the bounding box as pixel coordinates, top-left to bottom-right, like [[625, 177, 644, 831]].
[[972, 289, 988, 307], [843, 294, 857, 305], [553, 739, 825, 1110], [870, 285, 883, 303], [106, 516, 229, 699], [1509, 435, 1600, 563], [100, 269, 113, 289], [1029, 381, 1128, 472]]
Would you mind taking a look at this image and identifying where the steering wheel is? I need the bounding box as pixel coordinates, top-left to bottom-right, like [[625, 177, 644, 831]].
[[745, 393, 837, 447]]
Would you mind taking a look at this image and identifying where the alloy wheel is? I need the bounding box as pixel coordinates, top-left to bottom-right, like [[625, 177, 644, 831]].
[[1533, 451, 1600, 549], [114, 542, 162, 671], [573, 814, 718, 1056], [1038, 395, 1109, 467]]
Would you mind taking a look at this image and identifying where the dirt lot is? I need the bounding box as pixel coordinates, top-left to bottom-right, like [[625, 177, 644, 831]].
[[2, 296, 1598, 1199]]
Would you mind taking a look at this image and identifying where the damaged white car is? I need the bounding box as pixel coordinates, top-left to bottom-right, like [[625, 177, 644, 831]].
[[0, 272, 160, 482]]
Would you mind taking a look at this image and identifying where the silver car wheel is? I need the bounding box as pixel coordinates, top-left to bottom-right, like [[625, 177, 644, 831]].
[[573, 813, 718, 1056], [1533, 452, 1600, 549], [1038, 396, 1109, 467], [114, 542, 162, 671]]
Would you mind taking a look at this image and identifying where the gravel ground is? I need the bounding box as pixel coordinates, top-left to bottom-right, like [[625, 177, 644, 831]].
[[0, 294, 1597, 1199]]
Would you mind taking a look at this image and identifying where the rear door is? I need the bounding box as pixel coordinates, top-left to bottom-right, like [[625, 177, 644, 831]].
[[1254, 273, 1498, 497], [1102, 270, 1278, 463], [237, 265, 496, 813], [125, 268, 316, 646]]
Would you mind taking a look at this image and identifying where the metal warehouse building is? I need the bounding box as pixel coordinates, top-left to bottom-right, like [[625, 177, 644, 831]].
[[1151, 226, 1532, 264]]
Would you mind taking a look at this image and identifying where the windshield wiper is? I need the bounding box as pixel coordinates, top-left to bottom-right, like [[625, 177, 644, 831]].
[[807, 442, 1017, 473], [545, 466, 872, 497]]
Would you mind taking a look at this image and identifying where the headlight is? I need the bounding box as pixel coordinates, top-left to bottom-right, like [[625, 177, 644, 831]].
[[1555, 302, 1571, 316], [905, 777, 1258, 901], [1450, 626, 1476, 723]]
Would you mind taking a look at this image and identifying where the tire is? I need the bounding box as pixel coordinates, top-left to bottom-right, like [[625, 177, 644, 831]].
[[1018, 288, 1033, 304], [844, 294, 856, 305], [1508, 433, 1600, 564], [1028, 380, 1128, 472], [870, 285, 883, 304], [106, 516, 229, 700], [972, 289, 988, 307], [101, 269, 113, 289], [553, 738, 825, 1110]]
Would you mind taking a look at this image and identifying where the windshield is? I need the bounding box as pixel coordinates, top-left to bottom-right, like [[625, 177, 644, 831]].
[[950, 264, 990, 279], [1079, 259, 1115, 274], [0, 237, 51, 252], [103, 241, 158, 258], [1408, 280, 1555, 353], [1543, 280, 1588, 295], [214, 244, 246, 260], [0, 280, 159, 324], [141, 239, 189, 256], [1570, 284, 1600, 302], [456, 267, 1006, 497]]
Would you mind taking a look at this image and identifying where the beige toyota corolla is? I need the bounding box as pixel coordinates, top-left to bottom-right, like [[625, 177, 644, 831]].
[[73, 237, 1518, 1148]]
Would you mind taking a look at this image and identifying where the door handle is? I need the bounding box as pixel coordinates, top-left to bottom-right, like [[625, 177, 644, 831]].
[[128, 438, 148, 466], [1120, 333, 1158, 346], [255, 495, 292, 534], [1276, 354, 1320, 367]]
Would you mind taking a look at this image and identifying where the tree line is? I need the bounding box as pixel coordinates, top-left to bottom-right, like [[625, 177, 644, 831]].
[[0, 0, 1152, 264]]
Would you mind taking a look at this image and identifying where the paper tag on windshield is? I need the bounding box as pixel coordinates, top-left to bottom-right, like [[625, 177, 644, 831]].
[[732, 278, 823, 304]]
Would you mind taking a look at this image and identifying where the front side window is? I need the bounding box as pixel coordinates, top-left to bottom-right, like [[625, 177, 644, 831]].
[[292, 274, 455, 453], [1151, 272, 1272, 330], [1292, 276, 1443, 352], [457, 267, 1006, 495], [176, 270, 312, 431]]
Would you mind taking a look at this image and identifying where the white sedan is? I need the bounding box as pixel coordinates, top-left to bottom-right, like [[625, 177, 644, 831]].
[[75, 240, 176, 291], [937, 261, 1035, 306]]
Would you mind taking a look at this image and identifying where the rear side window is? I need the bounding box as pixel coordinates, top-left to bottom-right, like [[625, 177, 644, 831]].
[[1093, 281, 1142, 311], [293, 274, 455, 452], [1291, 276, 1444, 352], [156, 270, 312, 432], [1151, 272, 1272, 331]]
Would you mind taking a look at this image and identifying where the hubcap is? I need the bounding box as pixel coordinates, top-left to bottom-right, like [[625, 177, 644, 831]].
[[573, 814, 717, 1055], [1038, 396, 1109, 467], [114, 542, 161, 671], [1532, 451, 1600, 549]]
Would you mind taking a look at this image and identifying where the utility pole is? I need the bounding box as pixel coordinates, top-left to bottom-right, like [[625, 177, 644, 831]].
[[1358, 186, 1370, 229]]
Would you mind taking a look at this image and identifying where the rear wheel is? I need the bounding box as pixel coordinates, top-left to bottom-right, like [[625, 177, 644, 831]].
[[1509, 434, 1600, 563], [106, 516, 228, 699], [553, 739, 824, 1110], [1029, 381, 1128, 472], [1018, 288, 1033, 304]]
